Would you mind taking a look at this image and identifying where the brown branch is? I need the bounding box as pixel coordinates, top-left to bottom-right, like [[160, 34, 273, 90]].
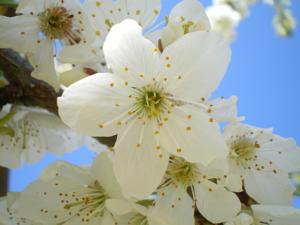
[[0, 49, 59, 114], [0, 167, 8, 197]]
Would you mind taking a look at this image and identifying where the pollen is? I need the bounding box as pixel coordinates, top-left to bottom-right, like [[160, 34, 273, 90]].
[[99, 124, 104, 128], [186, 126, 192, 131], [95, 30, 101, 36], [39, 6, 77, 41], [166, 63, 171, 68], [124, 66, 129, 72], [96, 1, 101, 7]]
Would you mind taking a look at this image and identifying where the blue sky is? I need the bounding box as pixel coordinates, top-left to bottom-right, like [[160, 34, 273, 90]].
[[9, 0, 300, 207]]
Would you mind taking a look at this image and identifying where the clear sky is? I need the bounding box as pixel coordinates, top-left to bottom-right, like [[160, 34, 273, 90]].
[[9, 0, 300, 207]]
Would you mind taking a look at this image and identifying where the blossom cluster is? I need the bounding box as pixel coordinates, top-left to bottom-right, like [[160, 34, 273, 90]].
[[0, 0, 299, 225]]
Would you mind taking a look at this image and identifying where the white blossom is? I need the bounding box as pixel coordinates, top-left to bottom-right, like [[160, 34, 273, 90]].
[[16, 152, 124, 225], [58, 19, 231, 199], [0, 0, 93, 90], [0, 104, 84, 168], [224, 205, 300, 225], [155, 156, 241, 224], [106, 198, 183, 225], [160, 0, 211, 49], [224, 123, 300, 205], [206, 4, 241, 41], [0, 193, 41, 225], [59, 0, 161, 71]]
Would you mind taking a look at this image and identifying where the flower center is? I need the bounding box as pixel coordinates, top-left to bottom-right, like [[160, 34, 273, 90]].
[[164, 156, 200, 188], [62, 181, 108, 220], [229, 138, 259, 166], [39, 7, 76, 41], [128, 214, 149, 225], [133, 83, 168, 119]]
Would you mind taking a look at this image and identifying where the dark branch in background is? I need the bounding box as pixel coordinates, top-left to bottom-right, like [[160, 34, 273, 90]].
[[0, 49, 59, 114], [0, 167, 7, 197]]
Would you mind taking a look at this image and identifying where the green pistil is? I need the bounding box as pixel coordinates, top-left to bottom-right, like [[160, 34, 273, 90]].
[[133, 84, 167, 119], [230, 138, 259, 164], [166, 157, 200, 188]]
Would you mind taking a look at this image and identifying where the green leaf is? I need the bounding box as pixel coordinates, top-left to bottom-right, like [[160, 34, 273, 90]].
[[0, 126, 15, 137], [0, 111, 15, 126], [0, 0, 17, 8]]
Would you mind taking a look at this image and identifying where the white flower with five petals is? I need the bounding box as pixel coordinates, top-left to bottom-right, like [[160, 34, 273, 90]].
[[155, 156, 241, 224], [58, 19, 231, 199], [224, 123, 300, 205]]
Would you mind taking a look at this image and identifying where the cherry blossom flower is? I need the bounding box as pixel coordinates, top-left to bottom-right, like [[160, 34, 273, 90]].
[[58, 19, 231, 198], [224, 123, 300, 205], [0, 104, 84, 168], [0, 0, 93, 90], [155, 156, 241, 224], [16, 152, 124, 225]]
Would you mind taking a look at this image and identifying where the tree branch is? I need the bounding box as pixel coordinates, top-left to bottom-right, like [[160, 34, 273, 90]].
[[0, 49, 60, 114], [0, 167, 8, 197]]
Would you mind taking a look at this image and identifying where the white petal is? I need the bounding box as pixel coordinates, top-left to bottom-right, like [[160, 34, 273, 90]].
[[18, 170, 93, 223], [83, 0, 122, 37], [100, 211, 116, 225], [224, 174, 243, 193], [259, 135, 300, 173], [58, 73, 132, 137], [113, 119, 169, 199], [17, 0, 47, 14], [0, 15, 40, 53], [161, 31, 231, 101], [28, 39, 60, 91], [169, 0, 210, 30], [59, 43, 103, 65], [0, 143, 21, 168], [252, 205, 300, 225], [105, 199, 134, 215], [117, 0, 161, 28], [155, 187, 194, 225], [59, 67, 89, 87], [161, 21, 185, 48], [158, 105, 228, 164], [206, 96, 242, 123], [91, 152, 123, 198], [103, 19, 160, 86], [244, 169, 295, 205], [194, 181, 241, 224]]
